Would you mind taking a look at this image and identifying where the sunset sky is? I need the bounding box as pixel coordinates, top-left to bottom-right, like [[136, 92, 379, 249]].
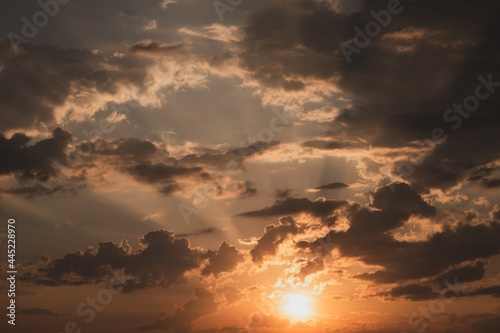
[[1, 0, 500, 332]]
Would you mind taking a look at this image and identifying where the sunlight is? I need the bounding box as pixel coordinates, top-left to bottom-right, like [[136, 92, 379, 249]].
[[280, 293, 314, 322]]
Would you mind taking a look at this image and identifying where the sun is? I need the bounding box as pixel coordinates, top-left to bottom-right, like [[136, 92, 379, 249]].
[[280, 293, 314, 322]]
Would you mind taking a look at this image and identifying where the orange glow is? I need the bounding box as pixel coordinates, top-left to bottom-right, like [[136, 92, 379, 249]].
[[280, 293, 314, 322]]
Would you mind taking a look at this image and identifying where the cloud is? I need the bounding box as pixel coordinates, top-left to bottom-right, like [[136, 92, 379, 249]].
[[0, 128, 72, 181], [370, 183, 436, 217], [295, 257, 325, 280], [93, 137, 158, 161], [238, 0, 500, 192], [313, 182, 349, 191], [482, 178, 500, 188], [126, 162, 202, 183], [274, 188, 292, 199], [432, 261, 487, 284], [124, 162, 202, 195], [130, 40, 183, 56], [250, 216, 299, 262], [176, 227, 223, 238], [0, 42, 149, 132], [201, 241, 244, 277], [292, 184, 500, 283], [238, 181, 258, 198], [237, 197, 347, 219], [464, 285, 500, 298], [179, 141, 280, 169], [387, 284, 437, 301], [25, 229, 245, 291]]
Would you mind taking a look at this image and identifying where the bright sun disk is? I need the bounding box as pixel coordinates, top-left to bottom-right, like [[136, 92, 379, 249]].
[[280, 293, 313, 322]]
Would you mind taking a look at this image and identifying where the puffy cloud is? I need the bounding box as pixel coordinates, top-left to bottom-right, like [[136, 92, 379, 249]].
[[201, 241, 244, 277], [250, 217, 299, 262], [289, 184, 500, 283], [27, 229, 242, 291], [0, 128, 72, 180]]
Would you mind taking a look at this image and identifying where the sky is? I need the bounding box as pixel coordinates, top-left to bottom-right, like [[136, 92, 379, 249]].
[[0, 0, 500, 332]]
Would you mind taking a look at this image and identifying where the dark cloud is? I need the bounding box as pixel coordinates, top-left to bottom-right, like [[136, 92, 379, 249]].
[[433, 261, 487, 284], [139, 288, 218, 333], [482, 178, 500, 188], [387, 284, 437, 301], [130, 40, 183, 56], [302, 140, 358, 150], [177, 227, 222, 238], [296, 191, 500, 283], [370, 183, 436, 217], [250, 216, 299, 262], [25, 229, 244, 291], [201, 241, 244, 277], [25, 230, 195, 290], [464, 285, 500, 298], [274, 188, 292, 199], [125, 162, 201, 195], [0, 42, 148, 132], [0, 128, 72, 180], [240, 0, 500, 191], [180, 141, 280, 169], [94, 137, 158, 161], [314, 182, 349, 191], [351, 220, 500, 283], [126, 162, 202, 183], [237, 197, 347, 218], [158, 183, 182, 195], [295, 257, 325, 280]]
